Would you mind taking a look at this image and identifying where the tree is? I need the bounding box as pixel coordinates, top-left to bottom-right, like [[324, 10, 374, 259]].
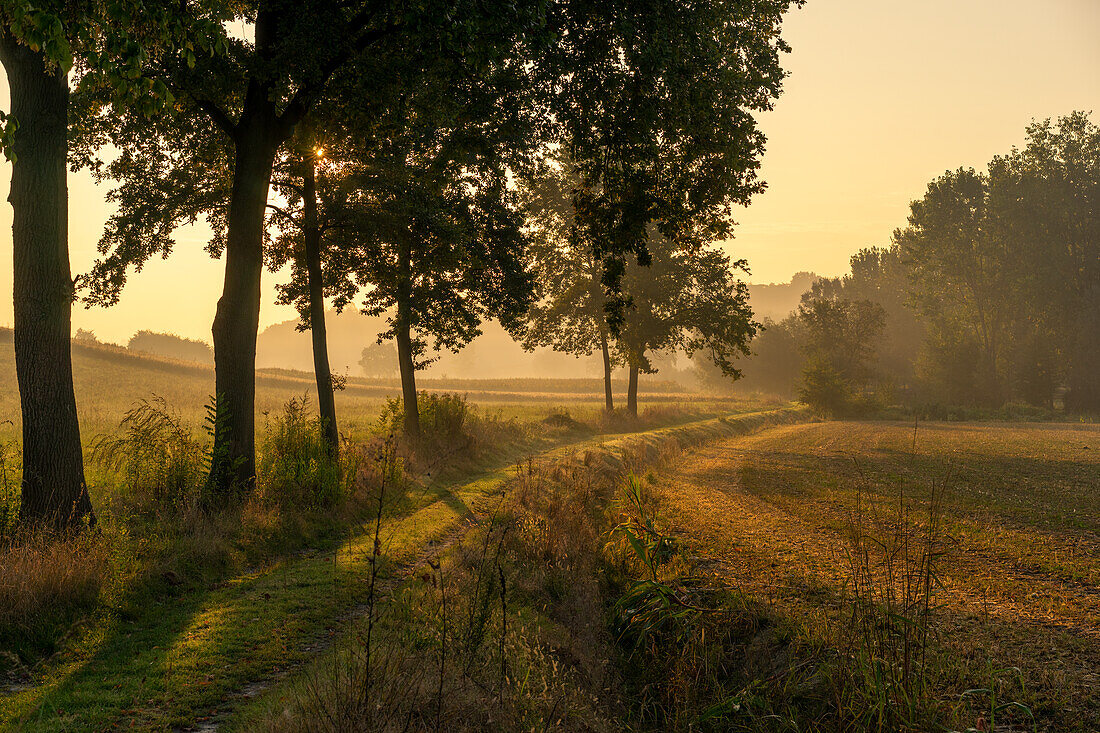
[[266, 127, 342, 457], [725, 315, 803, 397], [543, 0, 800, 320], [795, 294, 885, 416], [127, 330, 213, 364], [76, 0, 548, 490], [329, 120, 533, 438], [616, 234, 757, 416], [0, 14, 93, 529], [359, 342, 397, 379], [810, 246, 923, 395], [895, 168, 1009, 406], [520, 156, 618, 410], [987, 112, 1100, 412]]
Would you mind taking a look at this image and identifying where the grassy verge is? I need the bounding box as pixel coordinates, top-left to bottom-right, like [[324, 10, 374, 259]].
[[228, 407, 808, 731], [0, 402, 794, 731]]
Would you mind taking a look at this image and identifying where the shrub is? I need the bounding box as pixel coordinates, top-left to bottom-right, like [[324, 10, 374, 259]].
[[798, 355, 854, 416], [91, 396, 207, 517], [258, 395, 351, 507], [380, 392, 471, 448]]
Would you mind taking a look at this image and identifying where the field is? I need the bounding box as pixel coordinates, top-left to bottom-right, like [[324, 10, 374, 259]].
[[0, 331, 747, 446], [645, 420, 1100, 730], [1, 332, 1097, 731]]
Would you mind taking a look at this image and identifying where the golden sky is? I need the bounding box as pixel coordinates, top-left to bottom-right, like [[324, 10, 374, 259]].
[[0, 0, 1097, 344]]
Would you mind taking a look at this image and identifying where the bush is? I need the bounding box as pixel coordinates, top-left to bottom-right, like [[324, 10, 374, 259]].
[[380, 392, 470, 448], [91, 396, 208, 517], [798, 356, 854, 417], [258, 395, 351, 507]]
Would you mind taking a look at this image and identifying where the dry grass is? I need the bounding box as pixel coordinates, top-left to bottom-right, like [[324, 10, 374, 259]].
[[0, 529, 109, 681], [645, 419, 1100, 731]]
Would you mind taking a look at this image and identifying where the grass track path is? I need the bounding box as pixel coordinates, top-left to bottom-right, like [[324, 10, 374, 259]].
[[0, 408, 804, 732]]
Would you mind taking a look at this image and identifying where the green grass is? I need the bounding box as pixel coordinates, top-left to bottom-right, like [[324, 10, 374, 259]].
[[0, 346, 789, 733]]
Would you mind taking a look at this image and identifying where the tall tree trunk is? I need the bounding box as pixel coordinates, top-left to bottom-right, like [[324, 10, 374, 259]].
[[208, 116, 279, 495], [302, 152, 339, 458], [600, 330, 614, 411], [626, 363, 639, 417], [0, 32, 93, 531], [395, 240, 420, 438]]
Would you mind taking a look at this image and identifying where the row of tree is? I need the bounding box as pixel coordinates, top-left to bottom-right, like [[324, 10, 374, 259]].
[[735, 112, 1099, 415], [2, 0, 799, 530]]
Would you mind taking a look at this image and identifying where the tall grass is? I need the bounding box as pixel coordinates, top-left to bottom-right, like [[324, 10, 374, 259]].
[[837, 465, 950, 730], [91, 396, 207, 517], [258, 395, 356, 508]]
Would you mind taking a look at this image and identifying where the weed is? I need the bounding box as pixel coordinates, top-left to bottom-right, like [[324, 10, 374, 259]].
[[835, 462, 951, 730], [90, 395, 207, 517], [258, 395, 356, 508]]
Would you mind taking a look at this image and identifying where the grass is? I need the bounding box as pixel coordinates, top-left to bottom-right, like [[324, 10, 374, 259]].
[[0, 350, 787, 732], [227, 407, 808, 732]]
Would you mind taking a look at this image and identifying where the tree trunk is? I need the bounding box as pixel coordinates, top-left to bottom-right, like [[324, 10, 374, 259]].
[[302, 152, 339, 458], [600, 330, 614, 411], [626, 363, 639, 417], [0, 32, 93, 531], [395, 240, 420, 438], [208, 117, 279, 495]]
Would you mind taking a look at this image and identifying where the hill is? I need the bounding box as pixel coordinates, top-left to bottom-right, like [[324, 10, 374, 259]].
[[0, 327, 699, 442]]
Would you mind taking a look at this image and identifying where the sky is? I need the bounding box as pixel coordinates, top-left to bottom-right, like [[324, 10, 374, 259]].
[[0, 0, 1097, 344]]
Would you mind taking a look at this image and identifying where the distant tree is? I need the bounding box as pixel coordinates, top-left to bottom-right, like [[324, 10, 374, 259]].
[[987, 112, 1100, 412], [359, 342, 398, 379], [795, 294, 885, 415], [72, 328, 100, 345], [895, 168, 1009, 406], [616, 234, 757, 416], [726, 315, 803, 397], [811, 246, 923, 394], [127, 330, 213, 364], [520, 156, 618, 410]]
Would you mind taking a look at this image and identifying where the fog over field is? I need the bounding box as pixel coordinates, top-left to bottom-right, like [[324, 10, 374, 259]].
[[0, 0, 1096, 731]]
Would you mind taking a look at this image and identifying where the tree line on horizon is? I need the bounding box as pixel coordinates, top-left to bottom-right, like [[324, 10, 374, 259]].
[[730, 112, 1100, 417], [0, 0, 801, 531]]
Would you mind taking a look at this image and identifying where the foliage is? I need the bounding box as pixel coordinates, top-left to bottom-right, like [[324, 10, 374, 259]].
[[542, 0, 802, 315], [379, 392, 471, 448], [608, 475, 693, 653], [519, 153, 612, 362], [358, 341, 398, 378], [126, 329, 213, 364], [740, 112, 1099, 415], [90, 395, 207, 515], [257, 395, 352, 507], [795, 294, 886, 416]]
